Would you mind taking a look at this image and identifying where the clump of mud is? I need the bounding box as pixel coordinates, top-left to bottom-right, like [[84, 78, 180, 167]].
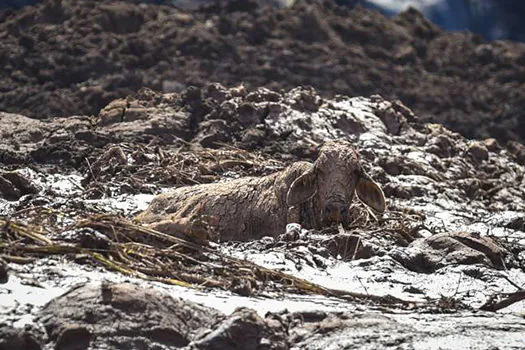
[[2, 0, 525, 144]]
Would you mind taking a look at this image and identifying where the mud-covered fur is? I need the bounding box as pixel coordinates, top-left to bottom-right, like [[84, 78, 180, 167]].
[[136, 140, 385, 242]]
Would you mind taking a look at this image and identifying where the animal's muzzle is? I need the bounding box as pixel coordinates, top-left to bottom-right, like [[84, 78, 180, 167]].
[[323, 201, 350, 227]]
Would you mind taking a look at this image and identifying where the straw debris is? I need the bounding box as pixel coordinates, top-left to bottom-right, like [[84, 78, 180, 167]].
[[0, 215, 414, 307]]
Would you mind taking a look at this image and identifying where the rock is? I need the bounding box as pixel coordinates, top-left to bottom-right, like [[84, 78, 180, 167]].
[[38, 282, 224, 349], [229, 278, 254, 297], [0, 171, 40, 200], [483, 138, 501, 152], [285, 86, 323, 113], [37, 282, 288, 349], [279, 223, 301, 242], [468, 141, 489, 162], [504, 216, 525, 231], [237, 102, 266, 128], [373, 98, 411, 135], [194, 119, 232, 147], [245, 88, 281, 103], [191, 308, 287, 350], [97, 98, 127, 126], [54, 325, 92, 350], [323, 234, 374, 260], [390, 232, 508, 273], [425, 126, 458, 158], [0, 175, 21, 200], [97, 91, 192, 143], [287, 311, 414, 349], [507, 140, 525, 165], [0, 112, 93, 165], [0, 326, 42, 350]]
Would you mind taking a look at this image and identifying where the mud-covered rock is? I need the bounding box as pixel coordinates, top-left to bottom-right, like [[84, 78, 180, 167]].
[[0, 112, 94, 165], [507, 140, 525, 165], [98, 89, 193, 143], [483, 138, 501, 152], [468, 141, 489, 163], [0, 171, 40, 200], [38, 282, 224, 349], [372, 98, 411, 135], [53, 324, 91, 350], [286, 311, 414, 349], [0, 325, 42, 350], [390, 232, 508, 273], [323, 234, 374, 260], [190, 308, 287, 350]]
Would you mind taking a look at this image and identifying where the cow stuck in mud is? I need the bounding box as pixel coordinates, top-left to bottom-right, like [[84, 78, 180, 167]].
[[136, 140, 386, 242]]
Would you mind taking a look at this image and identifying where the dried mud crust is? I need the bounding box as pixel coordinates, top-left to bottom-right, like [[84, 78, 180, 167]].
[[2, 0, 525, 144]]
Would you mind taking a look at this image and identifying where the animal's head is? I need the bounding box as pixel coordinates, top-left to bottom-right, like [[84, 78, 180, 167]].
[[286, 140, 386, 228]]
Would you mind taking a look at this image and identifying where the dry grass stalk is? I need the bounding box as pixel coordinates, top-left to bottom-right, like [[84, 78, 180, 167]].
[[1, 215, 414, 307]]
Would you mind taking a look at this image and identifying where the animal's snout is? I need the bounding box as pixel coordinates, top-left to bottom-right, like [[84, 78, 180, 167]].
[[323, 200, 349, 226]]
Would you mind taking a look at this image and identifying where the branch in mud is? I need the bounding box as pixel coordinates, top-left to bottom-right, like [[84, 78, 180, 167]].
[[480, 291, 525, 312]]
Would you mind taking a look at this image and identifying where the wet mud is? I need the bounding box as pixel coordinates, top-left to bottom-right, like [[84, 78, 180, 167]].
[[1, 85, 525, 349]]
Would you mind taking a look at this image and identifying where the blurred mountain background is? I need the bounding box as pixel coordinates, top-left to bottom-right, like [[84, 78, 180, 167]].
[[358, 0, 525, 42]]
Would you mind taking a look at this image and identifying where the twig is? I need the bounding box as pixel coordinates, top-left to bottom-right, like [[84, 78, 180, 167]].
[[85, 157, 97, 182], [479, 291, 525, 312], [0, 254, 36, 264]]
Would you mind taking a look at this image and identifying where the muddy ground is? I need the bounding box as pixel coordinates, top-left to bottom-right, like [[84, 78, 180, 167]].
[[1, 84, 525, 349], [2, 0, 525, 144]]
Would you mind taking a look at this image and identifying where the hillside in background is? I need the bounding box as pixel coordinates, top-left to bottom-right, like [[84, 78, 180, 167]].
[[1, 0, 525, 145]]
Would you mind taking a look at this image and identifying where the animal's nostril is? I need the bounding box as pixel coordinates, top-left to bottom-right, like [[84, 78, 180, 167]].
[[324, 202, 349, 223]]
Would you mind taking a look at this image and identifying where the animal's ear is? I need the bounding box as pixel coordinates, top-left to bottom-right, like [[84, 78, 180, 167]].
[[286, 169, 317, 207], [355, 174, 386, 213]]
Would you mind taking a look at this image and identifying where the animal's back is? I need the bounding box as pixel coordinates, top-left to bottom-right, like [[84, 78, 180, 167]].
[[137, 170, 291, 241]]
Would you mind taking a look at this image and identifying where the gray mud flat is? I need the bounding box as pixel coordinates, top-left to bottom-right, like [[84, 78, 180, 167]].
[[1, 85, 525, 349]]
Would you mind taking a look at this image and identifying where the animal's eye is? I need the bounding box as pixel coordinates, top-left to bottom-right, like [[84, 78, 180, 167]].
[[350, 169, 362, 181]]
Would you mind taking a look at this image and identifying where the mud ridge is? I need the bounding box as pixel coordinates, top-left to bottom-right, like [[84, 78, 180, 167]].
[[2, 0, 525, 144]]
